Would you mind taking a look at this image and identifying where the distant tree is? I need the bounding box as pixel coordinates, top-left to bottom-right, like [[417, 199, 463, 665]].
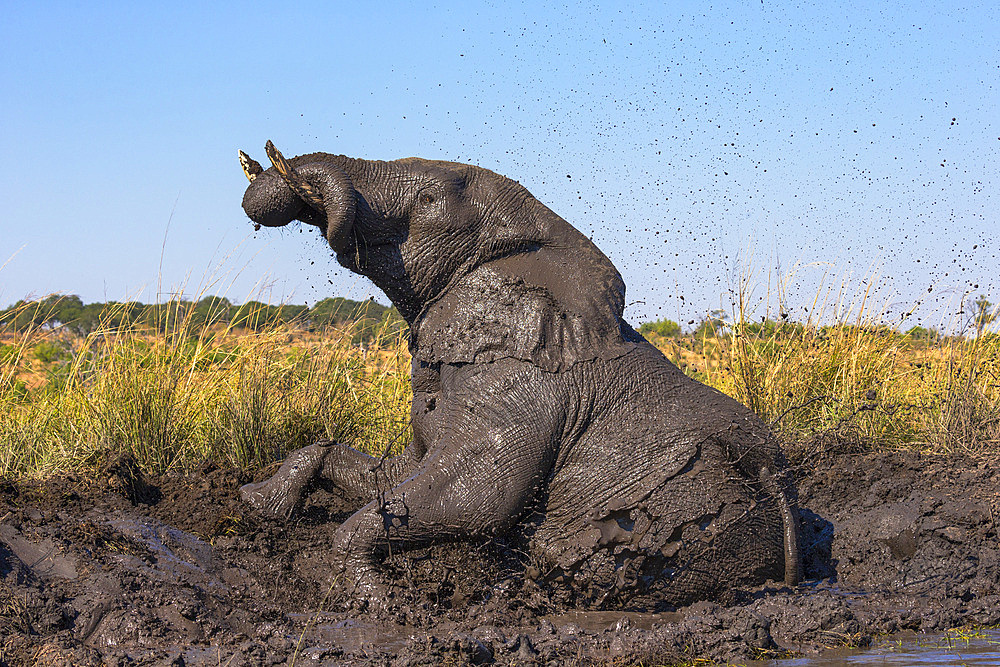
[[355, 304, 406, 343], [905, 325, 941, 345], [0, 300, 33, 330], [0, 294, 406, 340], [6, 299, 49, 330], [0, 295, 94, 332], [230, 301, 278, 330], [85, 301, 147, 334], [139, 300, 194, 333], [71, 303, 106, 335], [310, 297, 369, 327], [638, 319, 681, 340], [120, 302, 146, 328], [192, 296, 234, 328], [225, 301, 308, 330], [694, 309, 729, 338], [277, 304, 309, 324], [971, 295, 996, 334], [47, 294, 84, 328]]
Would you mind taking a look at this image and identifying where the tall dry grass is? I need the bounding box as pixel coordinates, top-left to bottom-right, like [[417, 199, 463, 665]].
[[652, 260, 1000, 458], [3, 264, 998, 480], [0, 298, 412, 478]]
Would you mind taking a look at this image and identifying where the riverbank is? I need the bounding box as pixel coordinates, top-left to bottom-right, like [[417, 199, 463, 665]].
[[2, 446, 998, 665]]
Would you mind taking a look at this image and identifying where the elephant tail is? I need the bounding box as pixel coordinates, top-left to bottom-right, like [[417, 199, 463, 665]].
[[759, 465, 802, 586]]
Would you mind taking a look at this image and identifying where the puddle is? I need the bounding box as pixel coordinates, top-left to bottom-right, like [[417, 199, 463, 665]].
[[83, 516, 234, 602], [287, 614, 417, 654], [0, 523, 79, 580], [108, 516, 215, 571], [545, 609, 684, 632], [764, 630, 1000, 666]]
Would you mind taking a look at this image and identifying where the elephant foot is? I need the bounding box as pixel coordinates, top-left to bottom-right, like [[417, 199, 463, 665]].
[[240, 443, 330, 519], [336, 567, 398, 614], [329, 524, 399, 613]]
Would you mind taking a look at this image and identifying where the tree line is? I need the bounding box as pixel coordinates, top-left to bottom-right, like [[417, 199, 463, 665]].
[[0, 295, 404, 342], [4, 294, 993, 344], [636, 296, 997, 341]]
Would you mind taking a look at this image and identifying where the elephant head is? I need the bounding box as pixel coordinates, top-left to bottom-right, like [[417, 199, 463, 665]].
[[240, 143, 639, 370]]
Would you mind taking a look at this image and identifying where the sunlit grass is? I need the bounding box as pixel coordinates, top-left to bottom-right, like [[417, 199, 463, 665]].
[[2, 259, 998, 480], [646, 259, 1000, 458], [0, 298, 412, 478]]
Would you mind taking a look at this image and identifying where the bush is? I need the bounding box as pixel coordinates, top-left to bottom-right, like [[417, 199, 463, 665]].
[[0, 344, 19, 365], [638, 318, 681, 339], [33, 341, 71, 364]]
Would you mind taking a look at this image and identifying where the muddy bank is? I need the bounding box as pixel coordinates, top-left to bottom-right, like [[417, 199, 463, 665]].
[[2, 449, 999, 666]]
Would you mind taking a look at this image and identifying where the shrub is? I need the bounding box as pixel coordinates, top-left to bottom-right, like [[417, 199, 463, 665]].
[[638, 318, 681, 339], [33, 340, 71, 364]]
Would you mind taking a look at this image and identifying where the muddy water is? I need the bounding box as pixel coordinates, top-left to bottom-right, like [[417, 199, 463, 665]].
[[545, 609, 684, 632], [287, 610, 687, 658], [289, 615, 415, 654], [764, 630, 1000, 666]]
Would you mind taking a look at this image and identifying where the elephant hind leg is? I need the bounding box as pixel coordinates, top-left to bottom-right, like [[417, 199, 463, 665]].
[[332, 438, 554, 604]]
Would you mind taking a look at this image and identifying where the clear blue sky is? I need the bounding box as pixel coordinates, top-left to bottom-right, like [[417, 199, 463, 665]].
[[2, 1, 997, 331]]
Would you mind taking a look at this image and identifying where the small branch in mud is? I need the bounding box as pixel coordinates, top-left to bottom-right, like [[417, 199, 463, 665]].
[[769, 396, 828, 429], [291, 573, 343, 667]]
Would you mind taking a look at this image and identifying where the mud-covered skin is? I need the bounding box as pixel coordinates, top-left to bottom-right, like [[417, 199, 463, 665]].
[[238, 148, 800, 608]]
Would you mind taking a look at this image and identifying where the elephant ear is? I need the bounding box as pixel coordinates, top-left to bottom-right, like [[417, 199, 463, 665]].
[[411, 195, 643, 371]]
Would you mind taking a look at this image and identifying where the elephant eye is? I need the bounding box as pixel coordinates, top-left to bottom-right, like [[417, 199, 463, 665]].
[[419, 193, 435, 205]]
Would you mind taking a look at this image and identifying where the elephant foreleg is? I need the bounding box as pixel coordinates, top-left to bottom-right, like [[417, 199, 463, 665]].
[[332, 435, 554, 603], [318, 440, 422, 499]]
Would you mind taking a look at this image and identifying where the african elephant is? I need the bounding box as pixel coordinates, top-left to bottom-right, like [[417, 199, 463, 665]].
[[237, 142, 801, 609]]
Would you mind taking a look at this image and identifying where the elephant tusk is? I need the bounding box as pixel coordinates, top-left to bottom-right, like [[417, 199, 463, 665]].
[[264, 140, 326, 211], [238, 150, 263, 183]]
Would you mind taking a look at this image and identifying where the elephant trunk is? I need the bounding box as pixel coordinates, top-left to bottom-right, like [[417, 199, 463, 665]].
[[240, 143, 357, 254], [296, 162, 356, 253]]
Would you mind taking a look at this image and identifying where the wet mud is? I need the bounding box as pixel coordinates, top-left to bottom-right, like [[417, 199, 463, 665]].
[[2, 449, 1000, 666]]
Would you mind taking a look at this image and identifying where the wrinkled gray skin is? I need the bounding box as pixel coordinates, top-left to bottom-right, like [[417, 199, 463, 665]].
[[238, 149, 801, 609]]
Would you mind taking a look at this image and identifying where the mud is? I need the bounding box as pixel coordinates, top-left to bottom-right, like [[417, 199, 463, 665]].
[[2, 449, 1000, 666]]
